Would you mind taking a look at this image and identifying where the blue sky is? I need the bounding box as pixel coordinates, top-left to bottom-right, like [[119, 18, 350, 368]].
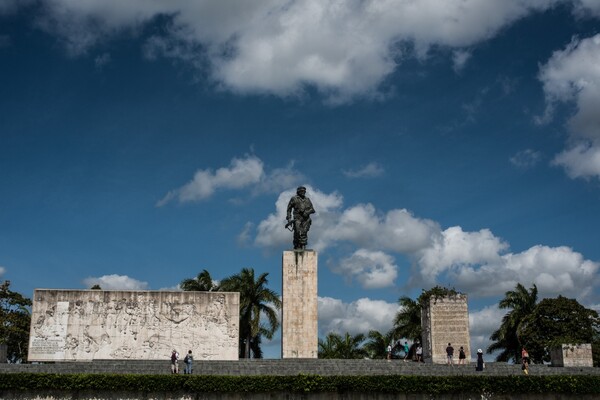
[[2, 1, 600, 359]]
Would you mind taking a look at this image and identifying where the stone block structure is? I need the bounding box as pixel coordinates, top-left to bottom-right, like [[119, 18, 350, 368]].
[[282, 250, 318, 358], [28, 289, 239, 362], [421, 294, 470, 364], [550, 343, 593, 367]]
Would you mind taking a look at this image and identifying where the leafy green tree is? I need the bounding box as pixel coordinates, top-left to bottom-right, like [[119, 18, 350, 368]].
[[393, 296, 422, 343], [0, 281, 32, 362], [180, 269, 219, 292], [518, 295, 600, 363], [487, 283, 538, 362], [364, 329, 396, 359], [318, 332, 367, 359], [90, 284, 101, 290], [219, 268, 281, 358]]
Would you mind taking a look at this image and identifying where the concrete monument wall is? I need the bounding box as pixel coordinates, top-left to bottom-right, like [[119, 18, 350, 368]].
[[421, 294, 470, 364], [550, 343, 593, 367], [28, 289, 239, 362], [282, 250, 318, 358]]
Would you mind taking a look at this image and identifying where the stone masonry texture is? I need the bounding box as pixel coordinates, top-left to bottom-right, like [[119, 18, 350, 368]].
[[421, 294, 471, 364], [282, 250, 318, 358], [28, 289, 239, 361]]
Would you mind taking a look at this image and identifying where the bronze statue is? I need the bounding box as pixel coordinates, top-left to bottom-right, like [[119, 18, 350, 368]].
[[285, 186, 315, 250]]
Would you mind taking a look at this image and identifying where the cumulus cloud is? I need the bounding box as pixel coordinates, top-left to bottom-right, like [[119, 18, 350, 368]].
[[450, 245, 599, 299], [12, 0, 583, 102], [254, 185, 599, 298], [82, 274, 149, 290], [469, 305, 507, 360], [0, 266, 6, 277], [552, 141, 600, 179], [510, 149, 542, 169], [538, 34, 600, 179], [333, 249, 398, 289], [157, 155, 304, 206], [318, 296, 399, 336], [416, 226, 508, 283], [342, 162, 384, 178]]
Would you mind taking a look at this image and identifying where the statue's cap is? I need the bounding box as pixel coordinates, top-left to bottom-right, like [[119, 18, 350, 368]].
[[297, 186, 306, 191]]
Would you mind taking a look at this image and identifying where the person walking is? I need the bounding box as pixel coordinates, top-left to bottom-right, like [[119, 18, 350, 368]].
[[403, 341, 410, 361], [521, 347, 529, 375]]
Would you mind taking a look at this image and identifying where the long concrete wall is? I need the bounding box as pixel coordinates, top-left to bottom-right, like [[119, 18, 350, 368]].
[[28, 289, 239, 361]]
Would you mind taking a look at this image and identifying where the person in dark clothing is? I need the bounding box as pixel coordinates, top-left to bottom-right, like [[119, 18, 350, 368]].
[[446, 343, 454, 365], [475, 348, 485, 371]]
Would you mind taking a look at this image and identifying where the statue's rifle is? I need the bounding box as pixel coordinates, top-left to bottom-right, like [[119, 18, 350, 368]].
[[285, 219, 295, 231]]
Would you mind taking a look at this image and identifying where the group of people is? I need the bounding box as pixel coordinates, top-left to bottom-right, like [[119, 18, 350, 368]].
[[447, 343, 530, 374], [170, 349, 194, 374], [386, 340, 424, 362], [445, 343, 468, 366]]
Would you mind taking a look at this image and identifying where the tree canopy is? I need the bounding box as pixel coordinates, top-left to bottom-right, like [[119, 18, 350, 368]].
[[180, 269, 219, 292], [318, 332, 368, 359], [487, 283, 538, 362], [0, 281, 32, 362], [518, 295, 600, 363], [219, 268, 281, 358]]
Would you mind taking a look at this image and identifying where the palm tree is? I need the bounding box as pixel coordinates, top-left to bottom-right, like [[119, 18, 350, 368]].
[[336, 332, 368, 359], [364, 329, 396, 359], [219, 268, 281, 358], [393, 296, 422, 343], [318, 332, 342, 359], [180, 269, 219, 292], [487, 283, 538, 362], [318, 332, 368, 359]]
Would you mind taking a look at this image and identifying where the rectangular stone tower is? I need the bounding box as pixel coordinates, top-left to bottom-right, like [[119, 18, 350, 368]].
[[282, 250, 318, 358], [421, 294, 470, 364]]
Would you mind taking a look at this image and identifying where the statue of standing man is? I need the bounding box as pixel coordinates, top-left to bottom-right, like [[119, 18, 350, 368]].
[[286, 186, 315, 250]]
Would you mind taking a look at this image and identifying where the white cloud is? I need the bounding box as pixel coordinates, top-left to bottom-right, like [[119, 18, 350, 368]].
[[255, 186, 599, 301], [469, 305, 507, 361], [552, 142, 600, 179], [0, 266, 6, 277], [452, 49, 472, 73], [82, 274, 149, 290], [416, 226, 508, 283], [342, 162, 384, 178], [538, 34, 600, 179], [16, 0, 579, 102], [318, 296, 399, 336], [451, 245, 599, 299], [573, 0, 600, 17], [157, 155, 304, 206], [510, 149, 542, 169], [333, 249, 398, 289]]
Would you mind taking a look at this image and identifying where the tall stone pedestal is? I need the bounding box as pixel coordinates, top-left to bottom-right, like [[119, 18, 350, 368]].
[[282, 250, 318, 358], [421, 294, 470, 364]]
